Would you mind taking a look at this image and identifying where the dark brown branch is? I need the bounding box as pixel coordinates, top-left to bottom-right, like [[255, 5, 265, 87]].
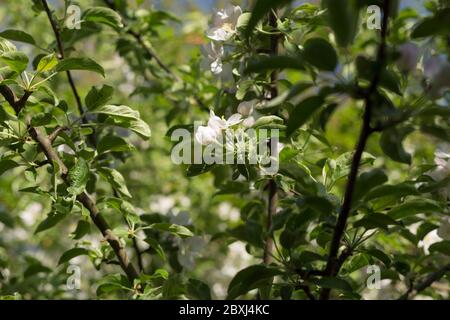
[[320, 0, 391, 300], [263, 11, 280, 266], [0, 85, 19, 113], [0, 87, 140, 284], [102, 0, 178, 81], [398, 263, 450, 300]]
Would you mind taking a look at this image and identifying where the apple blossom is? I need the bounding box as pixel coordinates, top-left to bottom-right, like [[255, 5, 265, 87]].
[[201, 41, 224, 75], [195, 110, 242, 145], [206, 5, 242, 42]]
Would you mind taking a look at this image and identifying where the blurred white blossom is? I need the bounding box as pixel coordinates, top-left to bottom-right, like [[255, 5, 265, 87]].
[[206, 5, 242, 42], [202, 42, 224, 74]]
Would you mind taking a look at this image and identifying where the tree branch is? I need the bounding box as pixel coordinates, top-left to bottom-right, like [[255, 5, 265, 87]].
[[320, 0, 391, 300], [0, 86, 140, 284], [263, 10, 280, 266], [40, 0, 85, 117], [398, 263, 450, 300]]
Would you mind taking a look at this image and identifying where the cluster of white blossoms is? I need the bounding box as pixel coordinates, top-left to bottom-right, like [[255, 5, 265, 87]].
[[195, 110, 242, 145], [202, 5, 242, 75], [396, 43, 450, 98]]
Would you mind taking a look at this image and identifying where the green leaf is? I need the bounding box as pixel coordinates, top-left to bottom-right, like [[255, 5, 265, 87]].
[[0, 29, 36, 45], [429, 241, 450, 256], [0, 51, 28, 73], [252, 115, 285, 129], [144, 237, 166, 260], [302, 38, 337, 71], [56, 57, 105, 77], [389, 199, 442, 220], [366, 248, 391, 267], [303, 196, 334, 215], [379, 127, 413, 164], [365, 183, 418, 201], [85, 85, 113, 110], [416, 222, 438, 240], [323, 0, 359, 47], [98, 167, 132, 198], [227, 265, 283, 299], [0, 208, 14, 228], [125, 118, 151, 140], [354, 212, 401, 230], [83, 7, 123, 31], [68, 158, 89, 196], [244, 0, 292, 37], [245, 55, 303, 74], [411, 8, 450, 38], [353, 169, 388, 203], [58, 247, 89, 265], [150, 223, 193, 238], [186, 163, 215, 177], [0, 37, 16, 53], [35, 211, 68, 234], [91, 104, 139, 120], [71, 220, 91, 240], [36, 53, 58, 73], [228, 220, 264, 248], [0, 159, 18, 176], [186, 279, 212, 300], [309, 276, 352, 292], [97, 135, 134, 154], [287, 96, 324, 136]]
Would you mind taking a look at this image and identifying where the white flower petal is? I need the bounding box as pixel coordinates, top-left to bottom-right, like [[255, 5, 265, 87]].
[[226, 113, 242, 126], [211, 58, 223, 74]]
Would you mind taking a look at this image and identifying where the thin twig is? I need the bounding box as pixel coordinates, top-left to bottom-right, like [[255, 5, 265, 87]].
[[102, 0, 208, 112], [263, 10, 280, 266], [40, 0, 84, 117], [398, 263, 450, 300]]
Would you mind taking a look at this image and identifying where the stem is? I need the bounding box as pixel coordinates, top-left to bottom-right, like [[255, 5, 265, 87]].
[[40, 0, 96, 145], [263, 10, 279, 266], [320, 0, 391, 300], [40, 0, 83, 116]]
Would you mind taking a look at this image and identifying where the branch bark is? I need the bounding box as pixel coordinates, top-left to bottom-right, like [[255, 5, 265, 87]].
[[41, 0, 85, 118], [319, 0, 391, 300], [263, 10, 279, 266], [1, 86, 140, 284], [398, 263, 450, 300]]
